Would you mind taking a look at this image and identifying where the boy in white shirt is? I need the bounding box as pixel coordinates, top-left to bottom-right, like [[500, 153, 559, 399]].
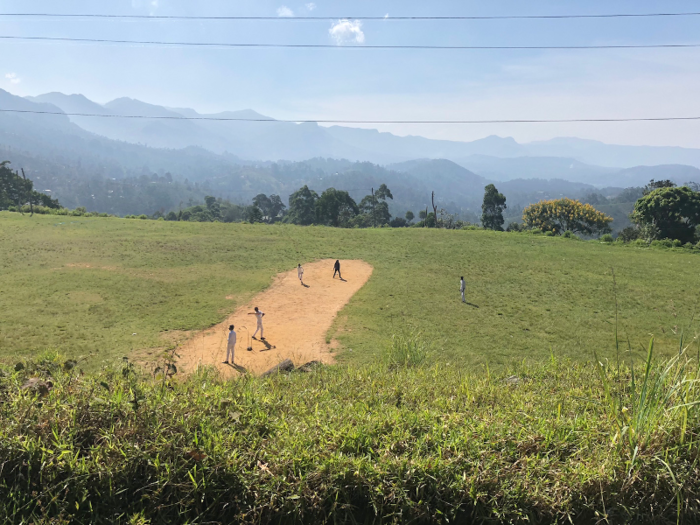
[[224, 324, 236, 364], [460, 276, 466, 303], [297, 263, 304, 286], [249, 307, 265, 340]]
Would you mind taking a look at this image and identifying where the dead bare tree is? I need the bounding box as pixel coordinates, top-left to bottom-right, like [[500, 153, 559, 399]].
[[21, 168, 33, 216], [431, 191, 439, 228]]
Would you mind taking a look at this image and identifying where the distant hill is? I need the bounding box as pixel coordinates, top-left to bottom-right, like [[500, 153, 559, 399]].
[[18, 89, 700, 168], [2, 88, 698, 228]]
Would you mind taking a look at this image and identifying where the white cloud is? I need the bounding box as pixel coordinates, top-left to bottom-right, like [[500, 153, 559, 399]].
[[329, 19, 365, 45], [277, 6, 294, 17], [5, 73, 21, 84], [305, 2, 316, 10]]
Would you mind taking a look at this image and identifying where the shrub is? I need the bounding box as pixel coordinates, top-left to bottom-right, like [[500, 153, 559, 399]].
[[600, 234, 614, 243], [618, 226, 641, 243], [506, 222, 522, 232], [529, 228, 543, 235], [544, 230, 556, 237], [562, 230, 576, 239], [672, 239, 683, 248], [522, 197, 613, 236], [651, 239, 673, 248], [633, 239, 649, 247]]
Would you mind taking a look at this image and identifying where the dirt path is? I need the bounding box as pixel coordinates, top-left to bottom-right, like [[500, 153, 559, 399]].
[[178, 260, 373, 377]]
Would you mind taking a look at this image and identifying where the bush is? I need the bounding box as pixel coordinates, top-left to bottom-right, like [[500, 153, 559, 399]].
[[618, 226, 641, 243], [562, 230, 576, 239], [544, 230, 555, 237], [600, 234, 614, 243], [633, 239, 649, 247], [529, 228, 543, 235], [506, 222, 522, 232], [389, 217, 408, 228], [672, 239, 683, 248], [651, 239, 673, 248]]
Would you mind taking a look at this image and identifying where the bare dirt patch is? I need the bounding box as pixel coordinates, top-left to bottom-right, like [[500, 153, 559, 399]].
[[178, 259, 373, 377]]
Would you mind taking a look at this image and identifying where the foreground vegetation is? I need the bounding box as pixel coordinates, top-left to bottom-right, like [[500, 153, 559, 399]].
[[3, 213, 700, 370], [1, 339, 699, 524]]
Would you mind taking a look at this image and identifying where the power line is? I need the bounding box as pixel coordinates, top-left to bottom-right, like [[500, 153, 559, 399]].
[[2, 12, 700, 21], [1, 35, 699, 50], [3, 108, 700, 125]]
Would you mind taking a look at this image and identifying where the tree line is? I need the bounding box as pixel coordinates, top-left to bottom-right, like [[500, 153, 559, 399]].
[[5, 159, 700, 244], [0, 161, 60, 213]]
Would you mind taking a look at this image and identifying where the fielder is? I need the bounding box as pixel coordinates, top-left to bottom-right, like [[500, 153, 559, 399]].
[[224, 324, 236, 364], [249, 307, 265, 340], [333, 260, 342, 279], [297, 263, 304, 285], [460, 276, 466, 303]]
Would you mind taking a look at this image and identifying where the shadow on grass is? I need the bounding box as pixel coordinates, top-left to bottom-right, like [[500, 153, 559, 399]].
[[225, 362, 248, 374]]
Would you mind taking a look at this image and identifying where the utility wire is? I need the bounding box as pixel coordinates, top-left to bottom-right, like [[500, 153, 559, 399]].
[[3, 108, 700, 125], [1, 35, 699, 50], [2, 12, 700, 21]]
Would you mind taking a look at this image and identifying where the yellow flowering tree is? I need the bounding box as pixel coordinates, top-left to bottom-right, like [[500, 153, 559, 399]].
[[522, 198, 613, 236]]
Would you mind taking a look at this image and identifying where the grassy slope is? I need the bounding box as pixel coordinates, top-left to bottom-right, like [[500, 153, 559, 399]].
[[1, 212, 699, 370], [1, 354, 698, 524]]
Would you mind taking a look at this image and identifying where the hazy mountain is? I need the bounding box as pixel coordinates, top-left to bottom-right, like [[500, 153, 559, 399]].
[[525, 137, 700, 170], [609, 165, 700, 187], [455, 155, 616, 184], [23, 90, 700, 168]]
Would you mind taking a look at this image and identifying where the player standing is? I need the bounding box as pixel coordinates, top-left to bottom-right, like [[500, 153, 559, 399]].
[[224, 324, 236, 364], [333, 260, 342, 279], [249, 307, 265, 340], [460, 276, 466, 303], [298, 263, 304, 285]]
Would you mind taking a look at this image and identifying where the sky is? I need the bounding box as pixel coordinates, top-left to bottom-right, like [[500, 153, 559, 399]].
[[1, 0, 700, 148]]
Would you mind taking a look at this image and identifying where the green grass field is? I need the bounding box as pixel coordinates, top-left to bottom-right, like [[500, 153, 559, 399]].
[[2, 212, 698, 369]]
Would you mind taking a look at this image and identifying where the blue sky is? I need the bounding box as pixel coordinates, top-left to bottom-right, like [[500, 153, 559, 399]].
[[1, 0, 699, 147]]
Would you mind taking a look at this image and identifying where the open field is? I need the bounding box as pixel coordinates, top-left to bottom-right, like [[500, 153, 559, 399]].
[[1, 212, 700, 370]]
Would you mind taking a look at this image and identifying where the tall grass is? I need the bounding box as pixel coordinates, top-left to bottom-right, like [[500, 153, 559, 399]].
[[2, 348, 700, 524], [383, 329, 431, 368]]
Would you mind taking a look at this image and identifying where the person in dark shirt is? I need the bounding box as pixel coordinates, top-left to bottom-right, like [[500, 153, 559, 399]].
[[333, 260, 342, 279]]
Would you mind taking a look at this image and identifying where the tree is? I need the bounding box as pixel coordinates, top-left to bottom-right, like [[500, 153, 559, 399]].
[[481, 184, 507, 231], [522, 198, 613, 236], [389, 217, 408, 227], [204, 195, 221, 220], [287, 185, 319, 225], [643, 179, 676, 196], [252, 193, 286, 223], [268, 194, 286, 221], [375, 184, 393, 201], [315, 188, 358, 227], [245, 205, 264, 224], [405, 211, 415, 223], [0, 161, 61, 211], [357, 185, 393, 227], [631, 186, 700, 243]]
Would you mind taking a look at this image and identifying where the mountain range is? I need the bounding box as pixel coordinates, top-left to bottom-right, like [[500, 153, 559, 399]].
[[22, 90, 700, 177], [2, 87, 700, 227]]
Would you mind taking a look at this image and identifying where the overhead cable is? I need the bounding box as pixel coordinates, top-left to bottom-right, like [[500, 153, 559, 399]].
[[3, 108, 700, 124], [1, 35, 699, 50], [2, 12, 700, 21]]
